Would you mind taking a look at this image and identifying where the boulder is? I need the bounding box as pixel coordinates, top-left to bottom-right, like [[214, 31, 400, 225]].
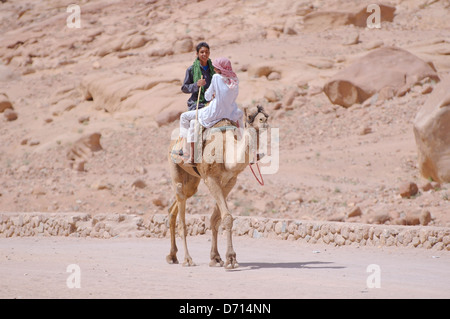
[[247, 64, 275, 78], [79, 72, 181, 113], [173, 38, 193, 54], [66, 133, 103, 171], [0, 65, 19, 82], [399, 182, 419, 198], [324, 47, 440, 108], [0, 93, 13, 113], [155, 109, 183, 127], [349, 4, 396, 27], [4, 109, 18, 121], [405, 211, 432, 226], [413, 76, 450, 183]]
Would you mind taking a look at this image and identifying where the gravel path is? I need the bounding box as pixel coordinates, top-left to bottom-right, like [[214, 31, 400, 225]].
[[1, 235, 449, 299]]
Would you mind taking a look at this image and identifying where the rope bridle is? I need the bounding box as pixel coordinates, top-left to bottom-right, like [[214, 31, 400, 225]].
[[245, 105, 269, 186]]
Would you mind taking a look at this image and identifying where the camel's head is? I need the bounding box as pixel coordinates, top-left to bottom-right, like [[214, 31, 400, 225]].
[[245, 105, 269, 130]]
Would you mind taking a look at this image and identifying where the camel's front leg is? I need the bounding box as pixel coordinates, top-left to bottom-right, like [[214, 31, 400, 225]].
[[222, 214, 238, 269], [166, 201, 179, 265], [209, 205, 224, 267], [178, 198, 196, 267], [205, 177, 238, 269]]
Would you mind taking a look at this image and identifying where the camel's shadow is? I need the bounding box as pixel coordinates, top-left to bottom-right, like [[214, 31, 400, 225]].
[[236, 261, 345, 271]]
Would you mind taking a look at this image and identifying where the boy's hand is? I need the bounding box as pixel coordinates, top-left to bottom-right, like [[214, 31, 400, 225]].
[[197, 78, 206, 87]]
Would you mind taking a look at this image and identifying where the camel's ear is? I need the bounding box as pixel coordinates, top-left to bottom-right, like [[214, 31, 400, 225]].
[[257, 105, 269, 119]]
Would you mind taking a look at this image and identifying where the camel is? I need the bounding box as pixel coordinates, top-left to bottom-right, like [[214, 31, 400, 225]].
[[166, 105, 269, 269]]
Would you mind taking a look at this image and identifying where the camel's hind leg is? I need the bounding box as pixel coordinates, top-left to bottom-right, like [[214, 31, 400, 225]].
[[166, 201, 179, 264], [178, 197, 195, 267]]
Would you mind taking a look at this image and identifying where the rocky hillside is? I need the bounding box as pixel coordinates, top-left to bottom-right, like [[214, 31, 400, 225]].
[[1, 0, 449, 227]]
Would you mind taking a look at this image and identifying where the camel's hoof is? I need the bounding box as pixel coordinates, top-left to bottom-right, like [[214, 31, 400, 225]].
[[182, 258, 196, 267], [224, 258, 239, 270], [225, 262, 239, 270], [209, 258, 224, 268], [166, 255, 179, 265]]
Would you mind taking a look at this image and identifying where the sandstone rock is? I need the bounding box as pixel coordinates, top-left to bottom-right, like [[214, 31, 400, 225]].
[[347, 206, 362, 218], [405, 211, 432, 226], [284, 192, 303, 202], [414, 75, 450, 183], [267, 71, 281, 81], [295, 3, 314, 16], [0, 93, 13, 113], [95, 35, 151, 57], [155, 109, 183, 127], [283, 19, 297, 35], [282, 89, 298, 108], [248, 64, 275, 78], [328, 213, 345, 222], [364, 40, 384, 51], [152, 197, 167, 208], [148, 45, 174, 57], [421, 85, 433, 95], [51, 99, 77, 116], [67, 133, 103, 171], [421, 181, 441, 192], [371, 213, 391, 225], [350, 4, 396, 27], [399, 182, 419, 198], [0, 65, 19, 82], [78, 115, 90, 123], [79, 72, 181, 114], [303, 11, 352, 31], [342, 32, 360, 46], [132, 179, 147, 189], [91, 181, 112, 190], [32, 187, 46, 196], [4, 109, 17, 121], [359, 126, 372, 135], [173, 38, 193, 54], [324, 47, 440, 108], [264, 89, 280, 103]]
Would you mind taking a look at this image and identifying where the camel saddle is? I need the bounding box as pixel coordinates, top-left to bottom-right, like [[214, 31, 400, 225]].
[[170, 119, 238, 166]]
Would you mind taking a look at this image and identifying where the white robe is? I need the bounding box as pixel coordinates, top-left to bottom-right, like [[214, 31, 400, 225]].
[[201, 74, 242, 128], [179, 74, 243, 142]]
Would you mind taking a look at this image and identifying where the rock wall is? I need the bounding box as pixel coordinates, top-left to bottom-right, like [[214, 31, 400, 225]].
[[1, 213, 449, 251]]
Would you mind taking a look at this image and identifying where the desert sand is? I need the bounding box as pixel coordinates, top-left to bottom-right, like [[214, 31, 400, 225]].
[[1, 236, 449, 299]]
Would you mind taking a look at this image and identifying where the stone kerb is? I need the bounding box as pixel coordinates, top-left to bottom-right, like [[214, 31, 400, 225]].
[[0, 212, 449, 251]]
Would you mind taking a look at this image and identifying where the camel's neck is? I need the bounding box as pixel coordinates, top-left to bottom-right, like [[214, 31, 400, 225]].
[[223, 127, 260, 171]]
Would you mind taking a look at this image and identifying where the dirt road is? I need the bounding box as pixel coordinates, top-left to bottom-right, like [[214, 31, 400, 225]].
[[1, 235, 449, 299]]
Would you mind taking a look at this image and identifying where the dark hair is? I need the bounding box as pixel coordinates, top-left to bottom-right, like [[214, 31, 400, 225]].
[[196, 42, 210, 53]]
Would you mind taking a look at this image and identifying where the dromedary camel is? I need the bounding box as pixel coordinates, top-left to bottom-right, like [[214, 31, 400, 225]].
[[166, 105, 269, 269]]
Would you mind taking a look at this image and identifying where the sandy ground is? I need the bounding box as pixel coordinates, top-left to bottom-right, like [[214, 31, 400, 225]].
[[1, 235, 449, 299]]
